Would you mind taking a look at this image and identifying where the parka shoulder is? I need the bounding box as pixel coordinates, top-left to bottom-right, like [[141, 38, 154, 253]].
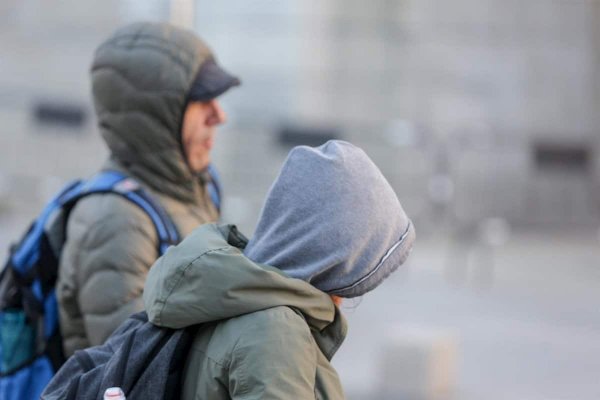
[[185, 306, 320, 400]]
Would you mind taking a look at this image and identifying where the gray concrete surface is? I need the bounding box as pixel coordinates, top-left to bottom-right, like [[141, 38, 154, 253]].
[[336, 229, 600, 399]]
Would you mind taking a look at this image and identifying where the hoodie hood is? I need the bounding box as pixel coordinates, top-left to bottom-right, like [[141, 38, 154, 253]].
[[91, 22, 217, 203], [143, 224, 347, 358], [244, 140, 415, 298]]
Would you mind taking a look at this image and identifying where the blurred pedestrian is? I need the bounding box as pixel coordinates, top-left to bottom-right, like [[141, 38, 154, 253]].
[[57, 21, 240, 356], [144, 140, 416, 399]]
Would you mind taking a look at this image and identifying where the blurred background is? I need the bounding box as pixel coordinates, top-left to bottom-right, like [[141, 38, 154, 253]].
[[1, 0, 599, 398]]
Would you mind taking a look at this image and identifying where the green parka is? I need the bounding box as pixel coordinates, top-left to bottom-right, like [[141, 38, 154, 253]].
[[56, 22, 219, 356], [143, 224, 348, 400]]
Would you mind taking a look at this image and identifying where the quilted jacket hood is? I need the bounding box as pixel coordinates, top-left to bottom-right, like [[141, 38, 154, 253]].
[[91, 22, 214, 203]]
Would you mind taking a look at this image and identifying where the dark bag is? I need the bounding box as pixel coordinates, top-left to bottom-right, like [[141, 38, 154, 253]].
[[41, 312, 198, 400]]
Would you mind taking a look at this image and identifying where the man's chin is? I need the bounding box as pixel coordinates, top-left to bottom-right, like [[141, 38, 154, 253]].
[[191, 159, 211, 175]]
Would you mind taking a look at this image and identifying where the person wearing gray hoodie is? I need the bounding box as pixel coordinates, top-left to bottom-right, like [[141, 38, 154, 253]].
[[143, 140, 416, 399]]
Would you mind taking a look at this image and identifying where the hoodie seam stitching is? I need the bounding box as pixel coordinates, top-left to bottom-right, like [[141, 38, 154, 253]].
[[329, 221, 413, 294]]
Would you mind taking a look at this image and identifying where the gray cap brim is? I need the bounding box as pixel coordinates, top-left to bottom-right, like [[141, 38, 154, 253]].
[[187, 58, 241, 102]]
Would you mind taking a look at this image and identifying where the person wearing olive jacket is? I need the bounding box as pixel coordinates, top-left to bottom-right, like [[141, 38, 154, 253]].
[[56, 21, 240, 357], [143, 140, 416, 399]]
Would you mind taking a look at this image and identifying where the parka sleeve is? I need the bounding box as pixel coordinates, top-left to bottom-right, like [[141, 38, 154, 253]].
[[58, 195, 158, 349], [228, 307, 318, 400]]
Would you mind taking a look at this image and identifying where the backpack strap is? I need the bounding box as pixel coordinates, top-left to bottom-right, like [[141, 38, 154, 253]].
[[0, 172, 181, 385], [59, 170, 181, 256], [9, 180, 82, 275], [9, 171, 179, 278]]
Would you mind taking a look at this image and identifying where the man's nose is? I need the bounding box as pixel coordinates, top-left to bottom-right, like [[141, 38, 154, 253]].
[[206, 100, 227, 126]]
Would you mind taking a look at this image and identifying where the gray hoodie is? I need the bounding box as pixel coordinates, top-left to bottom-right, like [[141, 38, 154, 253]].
[[245, 140, 415, 297]]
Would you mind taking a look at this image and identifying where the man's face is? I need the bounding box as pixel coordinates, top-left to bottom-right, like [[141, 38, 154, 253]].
[[181, 99, 227, 173]]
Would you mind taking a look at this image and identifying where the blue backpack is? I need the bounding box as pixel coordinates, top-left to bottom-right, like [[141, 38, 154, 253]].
[[0, 169, 221, 400]]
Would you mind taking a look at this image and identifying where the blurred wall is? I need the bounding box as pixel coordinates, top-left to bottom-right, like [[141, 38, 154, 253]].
[[1, 2, 600, 399], [1, 0, 598, 235], [199, 0, 600, 232]]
